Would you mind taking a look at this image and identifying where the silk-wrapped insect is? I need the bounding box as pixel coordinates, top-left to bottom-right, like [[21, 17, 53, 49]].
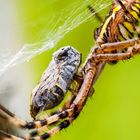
[[30, 46, 81, 118]]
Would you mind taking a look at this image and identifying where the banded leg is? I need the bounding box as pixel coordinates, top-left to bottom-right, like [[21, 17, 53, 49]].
[[28, 119, 72, 140], [0, 65, 96, 140], [0, 130, 24, 140], [0, 100, 74, 130], [0, 104, 27, 128], [26, 66, 97, 140], [0, 103, 71, 130]]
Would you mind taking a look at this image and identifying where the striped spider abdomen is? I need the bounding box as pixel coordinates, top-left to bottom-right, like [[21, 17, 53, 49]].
[[92, 0, 140, 64], [30, 46, 81, 118], [96, 0, 140, 47]]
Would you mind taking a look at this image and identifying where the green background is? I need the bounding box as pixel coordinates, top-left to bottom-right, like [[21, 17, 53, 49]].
[[14, 0, 140, 140]]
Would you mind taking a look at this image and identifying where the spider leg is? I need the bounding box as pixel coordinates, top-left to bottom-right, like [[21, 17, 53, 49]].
[[0, 103, 71, 130], [0, 130, 24, 140], [28, 119, 72, 140], [93, 52, 132, 61], [95, 38, 140, 53], [0, 104, 27, 128], [23, 66, 96, 140], [26, 77, 83, 138], [93, 45, 140, 61], [0, 87, 77, 131]]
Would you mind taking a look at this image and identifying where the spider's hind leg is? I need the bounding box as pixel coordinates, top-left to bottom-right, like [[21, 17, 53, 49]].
[[0, 130, 24, 140], [0, 104, 27, 129]]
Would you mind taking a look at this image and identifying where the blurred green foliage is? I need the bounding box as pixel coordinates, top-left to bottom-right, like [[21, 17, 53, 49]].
[[15, 0, 140, 140]]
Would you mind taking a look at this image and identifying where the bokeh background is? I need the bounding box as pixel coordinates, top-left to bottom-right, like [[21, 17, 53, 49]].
[[0, 0, 140, 140]]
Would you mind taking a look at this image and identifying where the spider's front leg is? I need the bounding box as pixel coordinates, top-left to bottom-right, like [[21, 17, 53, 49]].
[[95, 38, 140, 54]]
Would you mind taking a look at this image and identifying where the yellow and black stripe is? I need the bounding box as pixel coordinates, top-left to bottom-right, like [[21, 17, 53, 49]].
[[96, 0, 140, 46]]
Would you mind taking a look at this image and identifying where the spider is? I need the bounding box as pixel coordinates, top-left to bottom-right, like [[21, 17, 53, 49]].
[[1, 0, 140, 139]]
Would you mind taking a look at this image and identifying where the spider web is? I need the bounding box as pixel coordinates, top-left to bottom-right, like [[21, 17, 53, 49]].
[[0, 0, 111, 77]]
